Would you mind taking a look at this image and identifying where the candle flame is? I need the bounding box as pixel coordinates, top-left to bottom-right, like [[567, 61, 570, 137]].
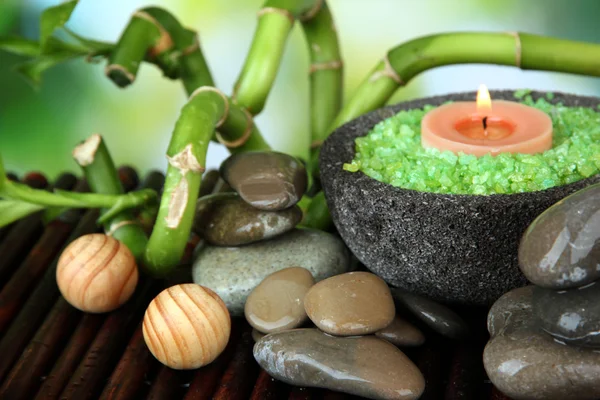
[[476, 84, 492, 115]]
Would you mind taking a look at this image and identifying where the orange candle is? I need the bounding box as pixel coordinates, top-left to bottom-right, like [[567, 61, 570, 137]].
[[421, 85, 553, 156]]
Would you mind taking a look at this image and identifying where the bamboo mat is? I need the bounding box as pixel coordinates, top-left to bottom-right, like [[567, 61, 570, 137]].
[[0, 169, 513, 400]]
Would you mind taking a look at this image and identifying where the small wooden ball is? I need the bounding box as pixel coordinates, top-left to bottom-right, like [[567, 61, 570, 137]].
[[142, 284, 231, 370], [56, 233, 138, 313]]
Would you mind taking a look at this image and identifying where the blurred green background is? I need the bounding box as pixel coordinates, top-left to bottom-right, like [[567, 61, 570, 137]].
[[2, 0, 600, 179]]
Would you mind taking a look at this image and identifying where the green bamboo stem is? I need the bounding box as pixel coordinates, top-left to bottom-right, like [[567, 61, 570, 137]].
[[105, 12, 162, 87], [233, 0, 321, 114], [333, 32, 600, 128], [106, 7, 211, 87], [301, 1, 342, 144], [143, 88, 227, 276], [73, 134, 149, 261]]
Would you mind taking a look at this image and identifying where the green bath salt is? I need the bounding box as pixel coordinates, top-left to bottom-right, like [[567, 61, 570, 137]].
[[343, 93, 600, 195]]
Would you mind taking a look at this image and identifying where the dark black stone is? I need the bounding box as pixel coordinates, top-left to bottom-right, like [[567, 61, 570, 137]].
[[391, 289, 469, 340], [533, 282, 600, 348], [320, 90, 600, 305]]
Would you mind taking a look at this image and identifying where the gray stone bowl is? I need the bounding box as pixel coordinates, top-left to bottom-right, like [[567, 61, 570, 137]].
[[320, 90, 600, 306]]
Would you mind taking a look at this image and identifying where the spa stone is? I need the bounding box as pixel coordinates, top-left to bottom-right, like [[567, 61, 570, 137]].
[[532, 282, 600, 348], [253, 329, 425, 400], [484, 286, 600, 400], [220, 151, 307, 211], [519, 182, 600, 289], [192, 192, 302, 246], [192, 229, 350, 315]]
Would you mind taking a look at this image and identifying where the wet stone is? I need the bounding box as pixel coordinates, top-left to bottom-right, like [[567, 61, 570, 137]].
[[220, 151, 307, 211], [533, 282, 600, 348], [192, 229, 350, 316], [375, 316, 425, 347], [304, 272, 395, 336], [245, 267, 315, 333], [192, 192, 302, 246], [391, 289, 469, 340], [484, 286, 600, 400], [519, 183, 600, 290], [254, 328, 425, 400]]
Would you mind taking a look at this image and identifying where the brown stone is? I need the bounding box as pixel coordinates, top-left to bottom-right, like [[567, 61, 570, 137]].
[[376, 316, 425, 347], [304, 271, 395, 336], [252, 328, 266, 342], [484, 286, 600, 400], [193, 192, 302, 246], [245, 267, 315, 333], [254, 329, 425, 400], [220, 151, 307, 210]]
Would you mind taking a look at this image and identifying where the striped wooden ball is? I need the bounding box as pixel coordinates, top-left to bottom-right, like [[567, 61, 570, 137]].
[[142, 284, 231, 370], [56, 233, 138, 313]]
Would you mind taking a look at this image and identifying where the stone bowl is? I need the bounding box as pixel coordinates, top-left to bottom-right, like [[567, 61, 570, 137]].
[[320, 90, 600, 306]]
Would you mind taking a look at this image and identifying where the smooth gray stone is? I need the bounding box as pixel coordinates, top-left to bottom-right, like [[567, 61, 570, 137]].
[[220, 151, 307, 211], [192, 192, 302, 246], [391, 289, 469, 340], [254, 329, 425, 400], [319, 91, 600, 305], [533, 282, 600, 348], [519, 183, 600, 289], [484, 286, 600, 400], [192, 229, 350, 316]]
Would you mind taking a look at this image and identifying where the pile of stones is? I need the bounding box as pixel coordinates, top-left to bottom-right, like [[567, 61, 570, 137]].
[[484, 183, 600, 400], [190, 151, 471, 399]]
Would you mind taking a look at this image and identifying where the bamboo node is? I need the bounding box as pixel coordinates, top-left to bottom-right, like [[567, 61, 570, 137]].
[[369, 55, 403, 85], [216, 108, 253, 149], [106, 220, 139, 236], [310, 60, 343, 74], [105, 64, 136, 84], [72, 134, 101, 166], [181, 35, 200, 57], [133, 10, 174, 57], [190, 86, 230, 128], [167, 144, 205, 174], [257, 7, 294, 24], [507, 31, 522, 68], [299, 0, 324, 22], [310, 139, 323, 149]]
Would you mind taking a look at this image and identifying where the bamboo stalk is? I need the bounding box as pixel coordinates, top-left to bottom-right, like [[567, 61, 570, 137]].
[[301, 1, 342, 144], [233, 0, 321, 114], [333, 32, 600, 128], [143, 88, 226, 275], [137, 171, 166, 233], [73, 134, 148, 261]]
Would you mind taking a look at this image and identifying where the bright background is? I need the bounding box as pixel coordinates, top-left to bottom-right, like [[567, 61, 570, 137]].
[[2, 0, 600, 179]]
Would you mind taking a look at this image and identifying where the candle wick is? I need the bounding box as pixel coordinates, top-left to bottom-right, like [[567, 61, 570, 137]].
[[482, 116, 488, 131]]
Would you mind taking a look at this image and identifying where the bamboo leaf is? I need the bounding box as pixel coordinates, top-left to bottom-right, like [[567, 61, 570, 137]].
[[0, 36, 40, 57], [14, 52, 75, 88], [40, 0, 78, 53], [0, 199, 44, 228]]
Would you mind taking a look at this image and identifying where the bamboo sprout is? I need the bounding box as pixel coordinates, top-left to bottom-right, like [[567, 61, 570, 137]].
[[233, 0, 322, 114], [73, 134, 149, 261]]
